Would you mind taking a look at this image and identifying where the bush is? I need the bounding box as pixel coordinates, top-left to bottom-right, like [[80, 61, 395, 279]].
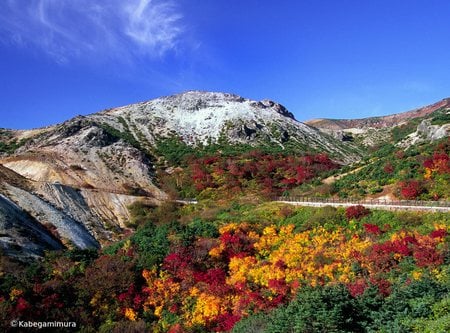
[[399, 180, 423, 200], [365, 277, 450, 332], [234, 284, 364, 333], [131, 222, 170, 269], [346, 205, 371, 220]]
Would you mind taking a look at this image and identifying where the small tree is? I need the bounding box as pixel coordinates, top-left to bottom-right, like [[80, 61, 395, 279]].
[[345, 205, 370, 220], [399, 180, 423, 200]]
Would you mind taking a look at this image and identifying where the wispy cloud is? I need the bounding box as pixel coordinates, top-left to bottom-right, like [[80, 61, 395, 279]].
[[0, 0, 185, 63]]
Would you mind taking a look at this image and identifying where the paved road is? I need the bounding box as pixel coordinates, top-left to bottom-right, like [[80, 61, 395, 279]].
[[275, 199, 450, 213]]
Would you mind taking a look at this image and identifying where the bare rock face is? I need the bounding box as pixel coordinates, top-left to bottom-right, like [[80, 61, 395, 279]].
[[5, 184, 99, 249], [398, 119, 450, 148], [0, 193, 64, 260], [99, 91, 359, 161], [0, 164, 102, 259], [416, 119, 450, 141]]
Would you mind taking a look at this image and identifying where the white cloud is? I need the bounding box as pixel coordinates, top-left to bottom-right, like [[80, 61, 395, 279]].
[[124, 0, 183, 55], [0, 0, 184, 63]]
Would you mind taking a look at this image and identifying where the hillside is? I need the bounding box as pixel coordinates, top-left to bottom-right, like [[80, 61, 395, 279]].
[[306, 98, 450, 147], [0, 93, 449, 332], [306, 98, 450, 132], [1, 198, 448, 332], [0, 91, 361, 260], [1, 92, 449, 261], [302, 100, 450, 201]]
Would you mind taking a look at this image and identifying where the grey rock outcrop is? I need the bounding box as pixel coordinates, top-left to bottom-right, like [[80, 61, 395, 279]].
[[0, 193, 64, 260]]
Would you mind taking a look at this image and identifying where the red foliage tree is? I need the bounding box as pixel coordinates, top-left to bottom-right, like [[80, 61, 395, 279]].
[[167, 323, 186, 333], [295, 166, 311, 184], [383, 162, 394, 174], [369, 278, 391, 297], [413, 238, 444, 267], [430, 229, 447, 239], [345, 205, 370, 220], [347, 279, 368, 297], [399, 180, 422, 200], [363, 223, 382, 235], [423, 152, 450, 177], [191, 163, 214, 191], [394, 150, 405, 159], [212, 313, 241, 332]]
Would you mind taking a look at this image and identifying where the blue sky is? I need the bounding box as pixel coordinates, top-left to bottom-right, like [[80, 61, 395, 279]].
[[1, 0, 450, 129]]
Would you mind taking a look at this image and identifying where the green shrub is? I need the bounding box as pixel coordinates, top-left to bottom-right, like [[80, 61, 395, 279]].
[[131, 222, 170, 269], [234, 284, 364, 333]]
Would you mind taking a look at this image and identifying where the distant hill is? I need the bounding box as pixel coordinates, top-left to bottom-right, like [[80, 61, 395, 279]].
[[303, 98, 450, 201], [305, 98, 450, 147], [306, 98, 450, 131]]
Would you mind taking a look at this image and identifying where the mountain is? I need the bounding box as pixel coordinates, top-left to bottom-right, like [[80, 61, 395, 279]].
[[94, 91, 358, 159], [0, 91, 360, 260], [305, 98, 450, 146], [306, 98, 450, 131], [304, 99, 450, 200]]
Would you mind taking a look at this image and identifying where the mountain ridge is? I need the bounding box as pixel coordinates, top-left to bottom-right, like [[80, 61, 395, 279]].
[[305, 97, 450, 130]]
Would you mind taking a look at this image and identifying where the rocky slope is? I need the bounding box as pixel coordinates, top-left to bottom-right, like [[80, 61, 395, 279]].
[[0, 193, 63, 260], [0, 91, 361, 260], [0, 164, 100, 259], [95, 91, 360, 160], [306, 98, 450, 147]]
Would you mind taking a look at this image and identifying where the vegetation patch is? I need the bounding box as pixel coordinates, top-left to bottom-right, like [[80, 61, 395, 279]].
[[332, 138, 450, 199], [1, 202, 448, 332], [0, 137, 30, 154]]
